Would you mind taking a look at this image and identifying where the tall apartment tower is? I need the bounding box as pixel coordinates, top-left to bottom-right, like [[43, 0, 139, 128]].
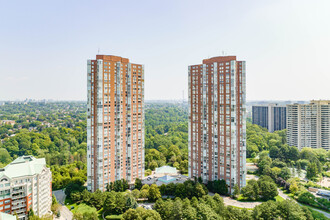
[[87, 55, 145, 192], [252, 104, 286, 133], [188, 56, 246, 191], [287, 100, 330, 151]]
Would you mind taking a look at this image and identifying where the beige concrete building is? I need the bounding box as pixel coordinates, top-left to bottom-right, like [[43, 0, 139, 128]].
[[287, 100, 330, 151], [87, 55, 145, 192], [188, 56, 246, 191], [0, 156, 52, 220]]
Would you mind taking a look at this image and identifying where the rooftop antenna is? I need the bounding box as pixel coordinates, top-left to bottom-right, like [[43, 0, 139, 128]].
[[97, 47, 100, 55]]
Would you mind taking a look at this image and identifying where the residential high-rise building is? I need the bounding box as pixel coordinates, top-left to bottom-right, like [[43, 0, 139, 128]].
[[287, 100, 330, 151], [87, 55, 145, 192], [188, 56, 246, 191], [252, 104, 286, 132], [0, 156, 52, 219]]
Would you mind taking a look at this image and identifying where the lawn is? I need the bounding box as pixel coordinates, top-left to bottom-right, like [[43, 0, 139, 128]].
[[104, 214, 123, 220], [229, 205, 253, 210], [299, 203, 330, 215], [275, 195, 284, 202], [246, 158, 255, 163], [237, 194, 284, 203], [307, 207, 329, 220], [65, 198, 104, 220], [237, 195, 263, 202]]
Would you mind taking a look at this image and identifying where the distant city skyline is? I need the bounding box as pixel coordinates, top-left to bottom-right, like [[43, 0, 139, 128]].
[[1, 0, 330, 101]]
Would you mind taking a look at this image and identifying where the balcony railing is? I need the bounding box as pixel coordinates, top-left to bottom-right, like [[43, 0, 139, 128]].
[[12, 203, 26, 210]]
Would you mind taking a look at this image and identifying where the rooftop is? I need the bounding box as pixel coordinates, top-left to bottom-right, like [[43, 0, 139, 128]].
[[155, 166, 177, 174], [0, 156, 46, 179], [158, 175, 176, 183], [0, 212, 16, 220], [203, 55, 237, 64]]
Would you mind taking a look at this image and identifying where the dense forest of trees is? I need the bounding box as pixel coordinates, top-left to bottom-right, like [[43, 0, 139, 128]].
[[144, 104, 189, 174]]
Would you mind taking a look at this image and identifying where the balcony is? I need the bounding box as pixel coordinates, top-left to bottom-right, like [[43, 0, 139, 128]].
[[12, 203, 26, 210], [12, 194, 25, 200]]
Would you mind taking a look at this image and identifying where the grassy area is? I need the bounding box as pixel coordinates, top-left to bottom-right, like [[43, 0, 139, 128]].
[[228, 205, 253, 210], [104, 214, 123, 220], [278, 187, 294, 198], [275, 195, 284, 202], [246, 158, 255, 163], [307, 207, 329, 220], [237, 195, 263, 202], [64, 198, 104, 220], [299, 203, 330, 215]]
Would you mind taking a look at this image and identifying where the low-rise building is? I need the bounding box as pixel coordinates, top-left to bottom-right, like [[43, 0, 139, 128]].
[[0, 121, 15, 126], [0, 156, 52, 220]]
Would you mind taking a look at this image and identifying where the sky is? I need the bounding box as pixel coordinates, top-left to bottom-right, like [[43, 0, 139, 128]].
[[0, 0, 330, 101]]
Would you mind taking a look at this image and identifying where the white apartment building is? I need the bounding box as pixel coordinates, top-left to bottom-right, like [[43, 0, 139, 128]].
[[287, 100, 330, 151], [0, 156, 52, 220]]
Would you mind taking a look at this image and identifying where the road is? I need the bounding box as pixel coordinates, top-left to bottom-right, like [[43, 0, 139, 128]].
[[208, 192, 262, 209], [53, 189, 66, 205], [53, 189, 73, 220]]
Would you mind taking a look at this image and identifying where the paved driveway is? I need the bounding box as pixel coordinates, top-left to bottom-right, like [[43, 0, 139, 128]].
[[53, 189, 73, 220], [54, 206, 73, 220], [53, 189, 66, 205], [208, 192, 262, 209]]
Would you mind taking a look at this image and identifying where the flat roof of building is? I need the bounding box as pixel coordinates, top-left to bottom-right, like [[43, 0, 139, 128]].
[[0, 212, 16, 220], [155, 166, 177, 174]]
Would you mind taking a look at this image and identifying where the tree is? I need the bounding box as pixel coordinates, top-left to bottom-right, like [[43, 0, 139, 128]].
[[259, 181, 278, 200], [277, 199, 312, 220], [289, 180, 299, 194], [131, 189, 140, 199], [241, 180, 259, 200], [207, 179, 228, 195], [252, 201, 280, 219], [269, 146, 279, 159], [279, 167, 291, 180], [297, 162, 302, 177], [288, 146, 299, 161], [196, 203, 219, 220], [148, 184, 161, 201], [103, 192, 116, 214], [171, 198, 184, 219], [297, 192, 316, 205], [306, 162, 318, 179], [134, 178, 142, 190], [195, 183, 207, 198], [0, 148, 12, 164], [149, 160, 158, 170], [126, 195, 138, 210], [232, 184, 240, 199]]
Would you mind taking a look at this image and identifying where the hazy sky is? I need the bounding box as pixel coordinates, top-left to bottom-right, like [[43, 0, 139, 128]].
[[1, 0, 330, 101]]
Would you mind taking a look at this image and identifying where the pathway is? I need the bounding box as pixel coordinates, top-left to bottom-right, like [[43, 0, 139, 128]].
[[53, 189, 73, 220], [208, 192, 262, 209]]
